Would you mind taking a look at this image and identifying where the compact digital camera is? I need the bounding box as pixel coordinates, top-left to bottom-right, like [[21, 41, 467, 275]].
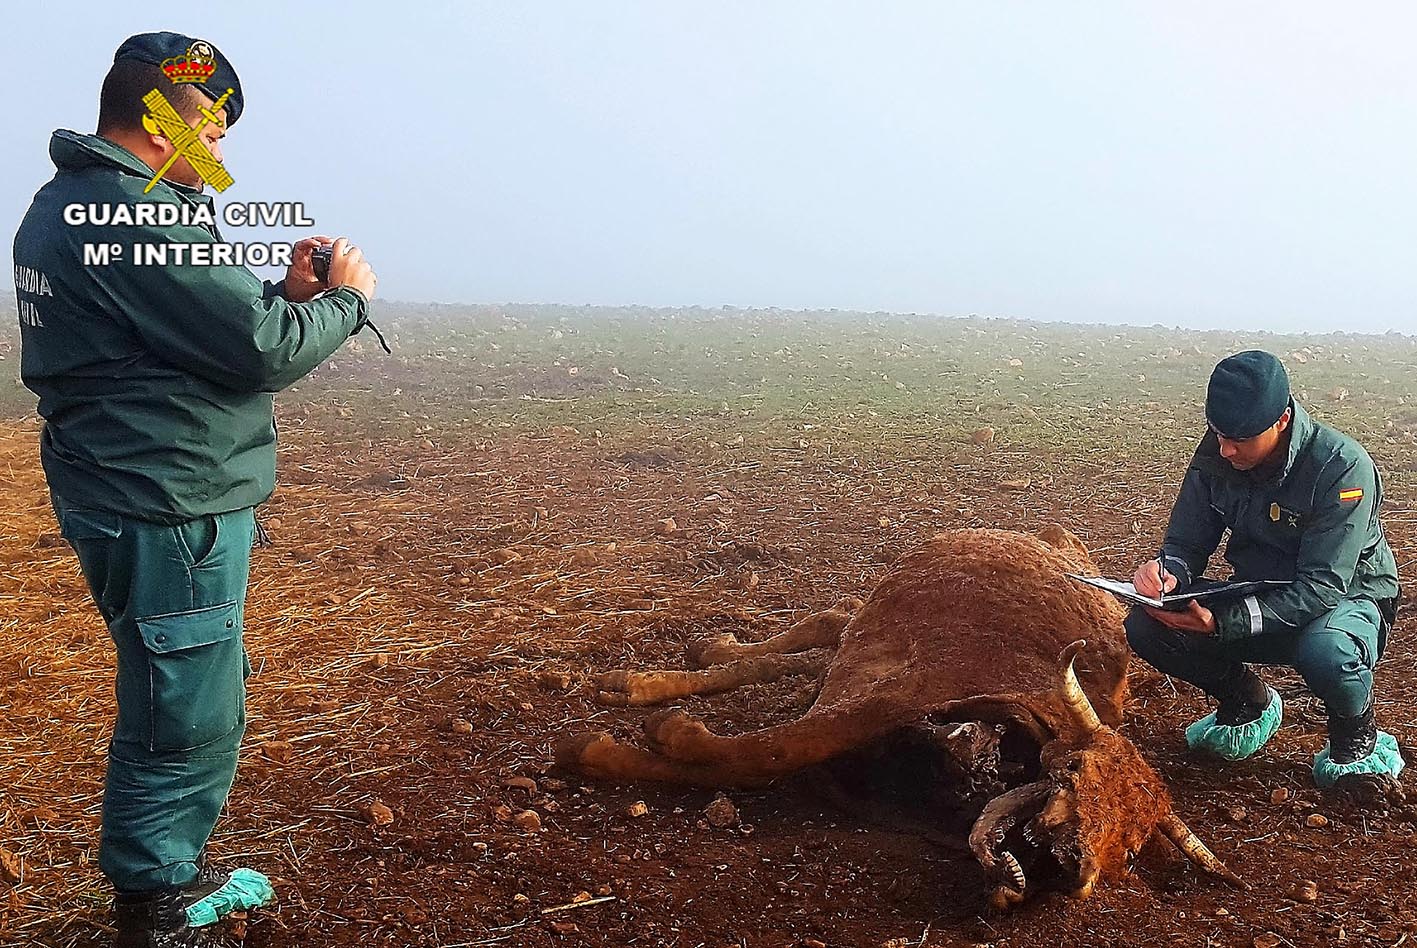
[[310, 245, 333, 283]]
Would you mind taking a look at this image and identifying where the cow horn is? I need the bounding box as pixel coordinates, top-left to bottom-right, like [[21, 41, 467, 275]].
[[1058, 640, 1101, 733], [968, 780, 1051, 880], [1157, 813, 1247, 889]]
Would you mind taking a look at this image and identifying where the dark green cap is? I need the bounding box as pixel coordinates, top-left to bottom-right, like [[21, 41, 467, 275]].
[[1206, 350, 1291, 439], [113, 32, 243, 126]]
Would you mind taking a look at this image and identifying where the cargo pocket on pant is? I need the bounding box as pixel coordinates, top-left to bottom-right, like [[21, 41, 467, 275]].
[[55, 506, 125, 622], [135, 601, 244, 752], [56, 506, 123, 541]]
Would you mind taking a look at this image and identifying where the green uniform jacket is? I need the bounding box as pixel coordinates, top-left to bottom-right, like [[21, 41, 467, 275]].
[[13, 130, 366, 525], [1161, 400, 1400, 642]]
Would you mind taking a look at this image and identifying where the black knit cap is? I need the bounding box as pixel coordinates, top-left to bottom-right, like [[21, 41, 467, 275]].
[[113, 32, 243, 126], [1206, 350, 1291, 439]]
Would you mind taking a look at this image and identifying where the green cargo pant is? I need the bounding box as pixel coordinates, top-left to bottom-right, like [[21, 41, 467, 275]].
[[52, 496, 254, 892], [1126, 596, 1387, 718]]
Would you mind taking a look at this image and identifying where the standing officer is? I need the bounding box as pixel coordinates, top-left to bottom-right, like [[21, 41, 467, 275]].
[[1126, 350, 1402, 799], [13, 32, 377, 947]]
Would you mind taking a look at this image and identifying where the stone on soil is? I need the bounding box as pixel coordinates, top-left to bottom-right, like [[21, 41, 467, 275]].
[[363, 801, 395, 826], [704, 793, 739, 828], [261, 740, 294, 763], [0, 847, 22, 885]]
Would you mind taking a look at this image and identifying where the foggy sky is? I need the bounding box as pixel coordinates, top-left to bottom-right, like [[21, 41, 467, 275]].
[[4, 2, 1415, 334]]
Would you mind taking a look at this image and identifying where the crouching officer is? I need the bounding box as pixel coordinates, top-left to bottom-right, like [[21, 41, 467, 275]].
[[13, 32, 377, 947], [1125, 350, 1402, 799]]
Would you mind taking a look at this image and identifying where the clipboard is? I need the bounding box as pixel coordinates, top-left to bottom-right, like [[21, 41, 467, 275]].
[[1065, 574, 1292, 612]]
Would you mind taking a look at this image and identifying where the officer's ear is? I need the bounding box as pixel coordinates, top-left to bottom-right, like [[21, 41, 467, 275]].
[[139, 114, 176, 153], [1274, 407, 1293, 434]]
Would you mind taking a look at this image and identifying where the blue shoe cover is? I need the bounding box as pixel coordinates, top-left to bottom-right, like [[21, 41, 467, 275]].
[[1313, 730, 1405, 789], [186, 868, 276, 928], [1184, 687, 1282, 761]]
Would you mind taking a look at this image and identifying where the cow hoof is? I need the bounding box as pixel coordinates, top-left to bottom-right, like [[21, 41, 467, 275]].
[[593, 670, 636, 706], [595, 670, 631, 691], [596, 670, 683, 707], [645, 709, 716, 761], [554, 731, 619, 776], [687, 634, 742, 669]]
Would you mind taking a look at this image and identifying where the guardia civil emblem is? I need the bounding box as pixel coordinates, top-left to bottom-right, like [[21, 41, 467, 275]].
[[138, 41, 235, 193]]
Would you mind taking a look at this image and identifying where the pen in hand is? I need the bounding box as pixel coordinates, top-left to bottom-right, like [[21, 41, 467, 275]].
[[1155, 554, 1170, 601]]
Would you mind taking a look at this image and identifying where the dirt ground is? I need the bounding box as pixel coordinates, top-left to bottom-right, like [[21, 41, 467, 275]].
[[2, 308, 1416, 948]]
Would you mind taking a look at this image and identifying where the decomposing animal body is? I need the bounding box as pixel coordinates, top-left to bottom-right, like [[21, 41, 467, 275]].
[[557, 526, 1244, 908]]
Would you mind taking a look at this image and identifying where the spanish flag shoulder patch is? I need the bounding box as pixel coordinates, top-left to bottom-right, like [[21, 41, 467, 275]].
[[1338, 487, 1364, 503]]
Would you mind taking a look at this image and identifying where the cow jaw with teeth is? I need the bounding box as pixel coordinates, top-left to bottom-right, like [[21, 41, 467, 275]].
[[970, 642, 1244, 909]]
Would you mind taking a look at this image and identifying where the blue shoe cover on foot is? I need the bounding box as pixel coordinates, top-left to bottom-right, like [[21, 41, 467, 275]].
[[186, 868, 276, 928], [1184, 687, 1282, 761], [1313, 730, 1405, 789]]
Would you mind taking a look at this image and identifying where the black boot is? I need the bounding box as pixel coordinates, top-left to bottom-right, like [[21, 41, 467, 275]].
[[115, 862, 274, 946], [112, 888, 223, 948], [1213, 667, 1271, 727], [181, 862, 244, 908], [1323, 702, 1406, 806], [1327, 702, 1378, 766]]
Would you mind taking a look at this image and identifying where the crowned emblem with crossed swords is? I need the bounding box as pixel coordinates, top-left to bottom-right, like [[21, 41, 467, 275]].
[[139, 41, 235, 193]]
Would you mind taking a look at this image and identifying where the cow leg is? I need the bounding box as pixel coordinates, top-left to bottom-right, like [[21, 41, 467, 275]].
[[556, 732, 779, 788], [558, 705, 894, 788], [687, 598, 862, 668], [643, 702, 895, 775], [595, 652, 828, 706]]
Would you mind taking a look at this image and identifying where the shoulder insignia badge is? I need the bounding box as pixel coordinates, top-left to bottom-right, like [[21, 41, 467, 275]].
[[1338, 487, 1364, 503]]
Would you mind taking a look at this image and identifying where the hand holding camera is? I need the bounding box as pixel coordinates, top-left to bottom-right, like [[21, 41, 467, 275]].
[[314, 237, 378, 301]]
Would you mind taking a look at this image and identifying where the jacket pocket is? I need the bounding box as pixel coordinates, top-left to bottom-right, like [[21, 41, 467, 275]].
[[135, 601, 245, 752], [57, 507, 123, 541]]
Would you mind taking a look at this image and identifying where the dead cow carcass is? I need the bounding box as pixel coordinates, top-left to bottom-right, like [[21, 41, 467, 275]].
[[557, 526, 1244, 908]]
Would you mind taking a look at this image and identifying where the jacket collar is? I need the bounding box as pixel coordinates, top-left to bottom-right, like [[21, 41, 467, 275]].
[[48, 128, 213, 209], [1273, 399, 1316, 482]]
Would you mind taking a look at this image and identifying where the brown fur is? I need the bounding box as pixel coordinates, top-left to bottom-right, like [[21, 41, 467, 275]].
[[1034, 728, 1172, 893], [558, 525, 1233, 905], [565, 527, 1129, 787], [808, 527, 1129, 736]]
